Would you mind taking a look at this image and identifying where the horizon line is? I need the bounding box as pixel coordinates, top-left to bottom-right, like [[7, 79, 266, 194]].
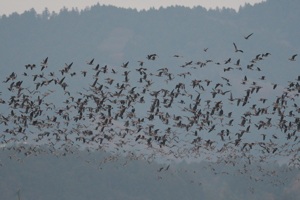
[[0, 1, 265, 17]]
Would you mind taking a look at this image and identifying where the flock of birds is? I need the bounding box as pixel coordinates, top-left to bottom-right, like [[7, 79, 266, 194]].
[[0, 35, 299, 178]]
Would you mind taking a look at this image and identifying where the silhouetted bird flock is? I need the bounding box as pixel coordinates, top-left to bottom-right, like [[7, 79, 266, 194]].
[[0, 36, 299, 174]]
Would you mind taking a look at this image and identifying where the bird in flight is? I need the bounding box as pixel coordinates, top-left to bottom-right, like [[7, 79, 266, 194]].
[[87, 58, 94, 65], [147, 54, 158, 60], [233, 43, 243, 53], [289, 54, 297, 61], [41, 57, 48, 71], [41, 57, 48, 65], [244, 33, 254, 40]]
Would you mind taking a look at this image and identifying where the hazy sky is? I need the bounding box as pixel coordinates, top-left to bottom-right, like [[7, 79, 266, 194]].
[[1, 0, 265, 15]]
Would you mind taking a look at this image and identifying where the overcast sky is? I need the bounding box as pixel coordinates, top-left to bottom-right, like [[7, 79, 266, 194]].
[[1, 0, 265, 15]]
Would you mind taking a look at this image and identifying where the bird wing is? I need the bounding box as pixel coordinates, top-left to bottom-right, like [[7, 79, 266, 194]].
[[233, 42, 237, 51], [245, 33, 253, 39], [292, 54, 297, 59]]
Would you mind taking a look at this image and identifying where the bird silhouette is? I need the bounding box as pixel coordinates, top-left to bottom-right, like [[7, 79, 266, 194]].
[[289, 54, 297, 61], [233, 42, 243, 53], [244, 33, 253, 40], [87, 58, 94, 65]]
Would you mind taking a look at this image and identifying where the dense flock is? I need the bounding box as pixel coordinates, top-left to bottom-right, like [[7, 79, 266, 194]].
[[0, 37, 299, 175]]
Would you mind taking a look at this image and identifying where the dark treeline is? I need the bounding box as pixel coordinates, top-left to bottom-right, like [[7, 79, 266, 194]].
[[0, 0, 299, 84]]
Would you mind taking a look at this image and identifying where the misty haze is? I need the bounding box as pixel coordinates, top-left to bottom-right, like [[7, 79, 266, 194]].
[[0, 0, 299, 199]]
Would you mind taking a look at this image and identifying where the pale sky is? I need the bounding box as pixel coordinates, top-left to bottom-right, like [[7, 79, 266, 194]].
[[1, 0, 265, 15]]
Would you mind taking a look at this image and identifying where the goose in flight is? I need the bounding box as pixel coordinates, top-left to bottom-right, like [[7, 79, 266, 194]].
[[147, 54, 158, 60], [87, 58, 94, 65], [244, 33, 253, 40], [121, 61, 129, 68], [41, 57, 48, 65], [41, 57, 48, 71], [289, 54, 297, 61], [224, 58, 231, 64], [233, 43, 243, 53]]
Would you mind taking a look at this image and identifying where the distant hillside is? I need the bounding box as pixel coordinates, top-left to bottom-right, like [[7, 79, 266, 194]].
[[0, 0, 299, 83]]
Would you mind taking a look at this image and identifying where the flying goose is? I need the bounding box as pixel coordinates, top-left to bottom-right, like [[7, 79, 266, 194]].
[[289, 54, 297, 61], [87, 58, 94, 65], [244, 33, 253, 40], [233, 42, 243, 53]]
